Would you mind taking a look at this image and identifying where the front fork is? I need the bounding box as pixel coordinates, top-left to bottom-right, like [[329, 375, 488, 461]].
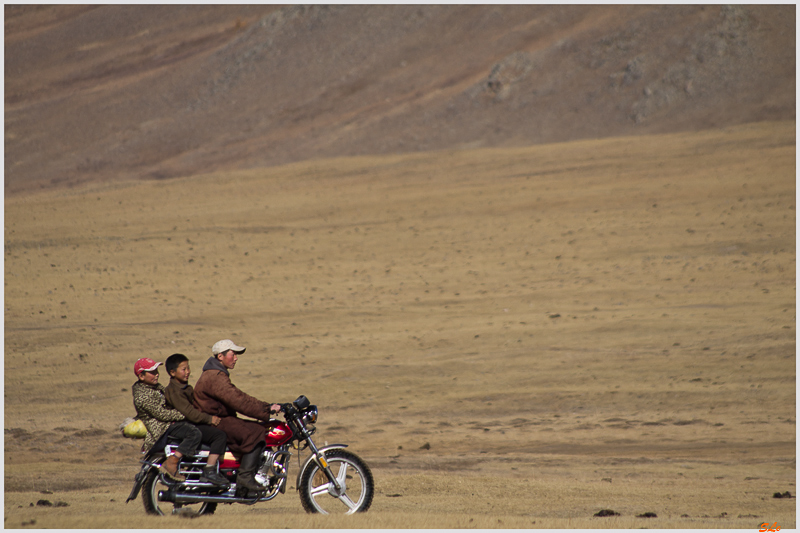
[[300, 429, 342, 492]]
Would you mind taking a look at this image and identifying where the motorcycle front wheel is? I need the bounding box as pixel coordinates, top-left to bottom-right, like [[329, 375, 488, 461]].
[[298, 449, 374, 514], [141, 468, 218, 516]]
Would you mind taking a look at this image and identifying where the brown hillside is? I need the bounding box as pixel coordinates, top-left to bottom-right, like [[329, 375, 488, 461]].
[[4, 4, 795, 194]]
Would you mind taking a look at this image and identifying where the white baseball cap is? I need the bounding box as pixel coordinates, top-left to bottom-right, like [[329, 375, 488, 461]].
[[212, 339, 246, 355]]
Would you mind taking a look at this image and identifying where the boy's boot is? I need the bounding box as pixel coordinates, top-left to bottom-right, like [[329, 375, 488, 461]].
[[235, 443, 266, 495], [200, 465, 230, 487], [159, 455, 186, 482]]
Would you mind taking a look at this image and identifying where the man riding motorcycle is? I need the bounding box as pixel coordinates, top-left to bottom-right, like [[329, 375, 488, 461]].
[[192, 339, 282, 495]]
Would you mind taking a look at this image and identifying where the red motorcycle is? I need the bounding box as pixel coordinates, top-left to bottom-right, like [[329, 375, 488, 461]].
[[126, 396, 374, 515]]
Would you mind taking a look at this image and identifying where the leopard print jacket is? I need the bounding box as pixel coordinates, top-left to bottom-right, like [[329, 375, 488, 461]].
[[132, 380, 185, 451]]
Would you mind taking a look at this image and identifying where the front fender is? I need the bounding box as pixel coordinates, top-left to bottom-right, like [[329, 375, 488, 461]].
[[295, 444, 348, 490]]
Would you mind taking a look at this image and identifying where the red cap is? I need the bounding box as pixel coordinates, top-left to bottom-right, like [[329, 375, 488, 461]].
[[134, 357, 162, 376]]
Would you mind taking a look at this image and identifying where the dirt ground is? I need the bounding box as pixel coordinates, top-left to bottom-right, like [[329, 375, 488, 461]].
[[4, 120, 795, 528]]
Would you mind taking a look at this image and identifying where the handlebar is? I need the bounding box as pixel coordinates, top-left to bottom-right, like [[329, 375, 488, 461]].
[[277, 396, 311, 420]]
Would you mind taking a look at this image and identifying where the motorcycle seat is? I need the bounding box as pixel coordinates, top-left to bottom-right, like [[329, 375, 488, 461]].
[[146, 435, 213, 458], [164, 435, 212, 452]]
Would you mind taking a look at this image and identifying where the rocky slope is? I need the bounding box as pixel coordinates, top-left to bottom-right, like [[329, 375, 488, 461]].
[[4, 5, 795, 193]]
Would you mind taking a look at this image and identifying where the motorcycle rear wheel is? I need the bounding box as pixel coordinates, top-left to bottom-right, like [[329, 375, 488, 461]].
[[141, 469, 218, 516], [298, 449, 374, 514]]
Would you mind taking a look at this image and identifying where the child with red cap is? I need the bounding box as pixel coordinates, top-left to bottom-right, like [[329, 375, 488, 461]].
[[132, 357, 202, 482]]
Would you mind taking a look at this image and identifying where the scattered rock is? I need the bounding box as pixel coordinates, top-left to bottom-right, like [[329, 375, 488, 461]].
[[594, 509, 620, 517], [549, 314, 561, 319], [773, 491, 792, 499], [673, 419, 704, 425], [33, 499, 67, 507], [637, 512, 657, 518], [386, 493, 403, 497], [6, 428, 32, 440], [419, 442, 431, 450]]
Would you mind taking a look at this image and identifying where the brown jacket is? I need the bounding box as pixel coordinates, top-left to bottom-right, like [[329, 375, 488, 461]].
[[164, 377, 213, 425], [192, 356, 273, 421], [192, 356, 273, 453]]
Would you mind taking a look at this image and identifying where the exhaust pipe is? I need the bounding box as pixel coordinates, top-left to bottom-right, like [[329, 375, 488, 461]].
[[159, 490, 265, 504], [175, 492, 260, 504]]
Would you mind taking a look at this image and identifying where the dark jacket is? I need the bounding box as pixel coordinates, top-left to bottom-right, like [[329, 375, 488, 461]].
[[164, 378, 213, 425]]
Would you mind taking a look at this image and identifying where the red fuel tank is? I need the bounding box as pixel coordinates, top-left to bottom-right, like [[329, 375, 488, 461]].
[[219, 422, 294, 469], [264, 422, 293, 447]]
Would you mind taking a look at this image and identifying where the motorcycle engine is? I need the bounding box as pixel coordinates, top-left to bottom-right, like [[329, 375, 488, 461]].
[[254, 450, 275, 487], [255, 448, 289, 494]]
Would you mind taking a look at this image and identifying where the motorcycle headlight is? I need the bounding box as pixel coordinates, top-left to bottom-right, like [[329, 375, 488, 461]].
[[302, 406, 318, 425]]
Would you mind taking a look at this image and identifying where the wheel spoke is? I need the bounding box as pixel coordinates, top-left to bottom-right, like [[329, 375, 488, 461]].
[[332, 462, 360, 512], [338, 492, 358, 511], [335, 462, 349, 487], [310, 482, 331, 498]]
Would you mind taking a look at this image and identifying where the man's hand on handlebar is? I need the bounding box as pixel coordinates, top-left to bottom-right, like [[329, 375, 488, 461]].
[[269, 403, 282, 414]]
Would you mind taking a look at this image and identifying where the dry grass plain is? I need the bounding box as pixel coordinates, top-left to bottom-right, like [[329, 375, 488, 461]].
[[4, 121, 796, 529]]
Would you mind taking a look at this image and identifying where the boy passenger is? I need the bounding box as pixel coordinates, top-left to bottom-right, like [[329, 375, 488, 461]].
[[164, 353, 229, 487]]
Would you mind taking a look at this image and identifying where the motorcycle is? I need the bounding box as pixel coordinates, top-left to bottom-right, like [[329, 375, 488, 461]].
[[126, 395, 374, 515]]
